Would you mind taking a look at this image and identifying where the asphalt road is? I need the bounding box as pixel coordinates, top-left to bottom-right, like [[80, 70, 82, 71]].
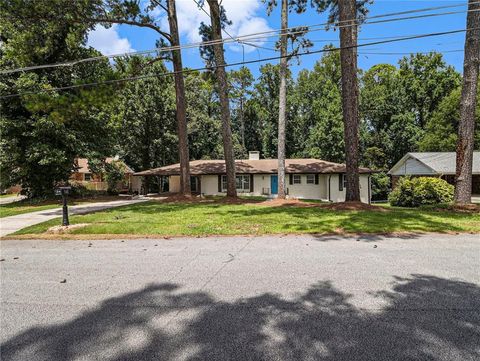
[[1, 234, 479, 361]]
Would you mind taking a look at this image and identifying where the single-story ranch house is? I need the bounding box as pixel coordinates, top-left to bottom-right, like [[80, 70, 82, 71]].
[[388, 152, 480, 194], [134, 152, 374, 203]]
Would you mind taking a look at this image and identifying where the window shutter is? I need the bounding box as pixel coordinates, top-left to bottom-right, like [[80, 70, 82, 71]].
[[218, 175, 222, 192], [250, 174, 254, 192], [339, 174, 343, 191], [315, 174, 319, 184], [289, 174, 293, 185]]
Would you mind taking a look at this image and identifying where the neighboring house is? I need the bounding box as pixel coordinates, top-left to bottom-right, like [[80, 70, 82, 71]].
[[134, 152, 374, 203], [71, 157, 137, 192], [388, 152, 480, 194]]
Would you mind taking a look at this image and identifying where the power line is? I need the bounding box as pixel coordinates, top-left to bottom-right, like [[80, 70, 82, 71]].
[[1, 3, 477, 75], [1, 27, 473, 100], [190, 0, 278, 53], [358, 49, 463, 55]]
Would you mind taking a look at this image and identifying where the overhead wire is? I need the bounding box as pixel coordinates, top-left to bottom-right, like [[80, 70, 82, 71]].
[[1, 27, 474, 99], [1, 2, 477, 75]]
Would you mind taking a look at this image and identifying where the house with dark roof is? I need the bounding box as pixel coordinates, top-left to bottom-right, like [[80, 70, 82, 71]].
[[71, 157, 137, 192], [388, 152, 480, 194], [134, 152, 374, 203]]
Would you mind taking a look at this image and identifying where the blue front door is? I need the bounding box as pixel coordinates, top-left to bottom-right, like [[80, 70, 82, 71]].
[[271, 175, 278, 194]]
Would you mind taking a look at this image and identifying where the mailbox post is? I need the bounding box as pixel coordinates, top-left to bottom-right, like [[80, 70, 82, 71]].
[[55, 186, 71, 226]]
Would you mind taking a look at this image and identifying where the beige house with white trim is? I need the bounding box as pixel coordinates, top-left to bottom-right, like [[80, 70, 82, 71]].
[[134, 152, 374, 203]]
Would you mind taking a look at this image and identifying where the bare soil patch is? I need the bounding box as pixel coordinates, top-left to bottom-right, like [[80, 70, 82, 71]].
[[434, 204, 480, 214], [319, 201, 388, 212], [253, 199, 388, 211], [254, 198, 304, 207], [47, 223, 90, 234]]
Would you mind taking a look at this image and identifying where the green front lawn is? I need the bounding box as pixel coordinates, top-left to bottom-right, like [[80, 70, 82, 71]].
[[13, 200, 480, 237]]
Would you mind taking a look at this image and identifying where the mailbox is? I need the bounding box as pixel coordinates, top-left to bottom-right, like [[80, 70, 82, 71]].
[[55, 186, 71, 196], [55, 186, 71, 226]]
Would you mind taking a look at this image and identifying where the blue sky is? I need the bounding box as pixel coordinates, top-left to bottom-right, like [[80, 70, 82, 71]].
[[87, 0, 468, 78]]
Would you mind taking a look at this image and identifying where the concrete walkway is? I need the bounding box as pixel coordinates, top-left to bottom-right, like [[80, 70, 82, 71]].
[[0, 199, 148, 237]]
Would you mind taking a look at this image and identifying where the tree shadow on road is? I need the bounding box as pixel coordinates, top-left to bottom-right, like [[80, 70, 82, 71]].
[[2, 275, 479, 361]]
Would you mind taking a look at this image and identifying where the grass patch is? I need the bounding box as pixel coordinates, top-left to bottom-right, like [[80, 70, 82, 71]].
[[13, 200, 480, 237], [0, 195, 128, 218], [0, 194, 18, 199]]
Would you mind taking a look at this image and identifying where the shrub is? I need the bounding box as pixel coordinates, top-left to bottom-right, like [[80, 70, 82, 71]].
[[104, 160, 126, 194], [371, 172, 390, 201], [388, 176, 454, 207]]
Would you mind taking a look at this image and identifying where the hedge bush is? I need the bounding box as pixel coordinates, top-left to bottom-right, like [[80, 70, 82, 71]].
[[388, 176, 454, 207]]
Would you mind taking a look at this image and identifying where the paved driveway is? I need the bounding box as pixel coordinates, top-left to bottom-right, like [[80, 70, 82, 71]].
[[0, 199, 148, 237], [1, 234, 479, 361], [0, 195, 25, 205]]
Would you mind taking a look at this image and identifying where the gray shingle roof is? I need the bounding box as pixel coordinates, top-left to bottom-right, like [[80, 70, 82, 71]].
[[397, 152, 480, 174]]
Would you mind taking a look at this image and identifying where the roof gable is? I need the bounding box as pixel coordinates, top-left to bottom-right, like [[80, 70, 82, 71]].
[[389, 152, 480, 175]]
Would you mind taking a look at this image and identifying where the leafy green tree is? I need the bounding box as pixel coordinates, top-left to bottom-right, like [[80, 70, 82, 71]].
[[243, 64, 294, 159], [291, 48, 344, 162], [113, 58, 177, 172], [229, 67, 254, 157], [419, 86, 480, 152], [104, 159, 126, 194], [0, 0, 116, 198], [185, 71, 224, 160], [398, 53, 461, 128]]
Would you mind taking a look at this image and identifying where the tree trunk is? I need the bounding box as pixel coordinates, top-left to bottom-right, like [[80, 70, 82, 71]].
[[167, 0, 191, 197], [207, 0, 237, 197], [455, 0, 480, 205], [339, 0, 361, 202], [239, 90, 246, 155], [277, 0, 288, 199]]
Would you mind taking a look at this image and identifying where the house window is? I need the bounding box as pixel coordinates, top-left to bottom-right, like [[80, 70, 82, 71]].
[[221, 175, 227, 192], [190, 176, 199, 192], [293, 175, 302, 184], [222, 175, 250, 192], [342, 174, 347, 189], [84, 173, 92, 181], [306, 174, 315, 184]]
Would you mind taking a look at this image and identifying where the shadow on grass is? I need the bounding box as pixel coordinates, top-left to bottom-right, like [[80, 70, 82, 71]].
[[211, 204, 472, 235], [2, 275, 479, 361], [19, 201, 478, 237]]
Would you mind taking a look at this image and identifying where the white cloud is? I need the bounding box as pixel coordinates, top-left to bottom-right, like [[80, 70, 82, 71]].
[[173, 0, 274, 53], [87, 24, 135, 56]]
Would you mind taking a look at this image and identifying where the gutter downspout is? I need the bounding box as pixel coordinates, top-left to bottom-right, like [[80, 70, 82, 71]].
[[368, 174, 371, 204], [328, 175, 332, 202]]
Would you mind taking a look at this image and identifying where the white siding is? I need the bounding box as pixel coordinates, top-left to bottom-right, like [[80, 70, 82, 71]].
[[169, 175, 181, 193], [390, 157, 436, 176], [194, 173, 370, 202], [328, 174, 370, 203], [131, 176, 142, 193], [286, 174, 328, 200], [201, 174, 270, 196]]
